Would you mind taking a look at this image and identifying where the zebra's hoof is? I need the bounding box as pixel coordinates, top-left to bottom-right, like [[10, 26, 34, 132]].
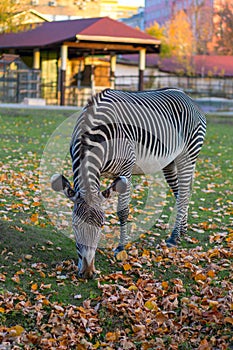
[[165, 236, 179, 248], [113, 245, 124, 257]]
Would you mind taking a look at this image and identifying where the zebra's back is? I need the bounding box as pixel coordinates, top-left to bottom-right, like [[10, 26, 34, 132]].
[[71, 88, 206, 179]]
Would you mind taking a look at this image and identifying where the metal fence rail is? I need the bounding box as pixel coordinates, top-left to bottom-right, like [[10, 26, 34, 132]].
[[115, 75, 233, 99]]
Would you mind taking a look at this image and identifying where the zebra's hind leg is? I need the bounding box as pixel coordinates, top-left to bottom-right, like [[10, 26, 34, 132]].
[[114, 178, 131, 255], [166, 156, 195, 247], [163, 161, 179, 199], [163, 162, 188, 237]]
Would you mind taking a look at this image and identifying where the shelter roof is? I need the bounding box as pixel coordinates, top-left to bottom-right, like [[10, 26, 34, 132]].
[[0, 17, 160, 52]]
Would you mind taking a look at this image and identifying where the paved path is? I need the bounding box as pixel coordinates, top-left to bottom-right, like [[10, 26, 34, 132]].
[[0, 103, 80, 111], [0, 103, 232, 117]]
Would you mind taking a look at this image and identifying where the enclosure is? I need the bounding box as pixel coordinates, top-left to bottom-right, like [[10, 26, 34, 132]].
[[0, 105, 232, 349], [0, 54, 40, 103]]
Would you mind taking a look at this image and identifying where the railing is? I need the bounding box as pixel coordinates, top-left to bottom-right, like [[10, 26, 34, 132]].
[[115, 75, 233, 99]]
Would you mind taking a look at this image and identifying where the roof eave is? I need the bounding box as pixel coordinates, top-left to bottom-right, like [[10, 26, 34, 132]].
[[76, 34, 160, 46]]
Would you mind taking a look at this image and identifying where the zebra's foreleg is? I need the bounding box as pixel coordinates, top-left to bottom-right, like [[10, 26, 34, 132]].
[[166, 157, 195, 247], [114, 178, 132, 255]]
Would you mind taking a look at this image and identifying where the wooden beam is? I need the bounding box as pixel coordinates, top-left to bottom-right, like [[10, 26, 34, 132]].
[[33, 48, 40, 69], [64, 41, 144, 52]]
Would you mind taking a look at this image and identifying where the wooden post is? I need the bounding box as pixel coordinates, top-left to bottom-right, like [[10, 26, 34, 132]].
[[138, 48, 146, 91], [60, 44, 68, 106], [33, 48, 40, 69], [110, 54, 116, 89]]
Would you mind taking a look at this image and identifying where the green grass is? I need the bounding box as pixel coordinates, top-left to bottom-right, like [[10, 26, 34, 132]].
[[0, 108, 232, 349]]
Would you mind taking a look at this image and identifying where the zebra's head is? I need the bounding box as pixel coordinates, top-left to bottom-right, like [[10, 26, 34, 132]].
[[51, 173, 128, 279]]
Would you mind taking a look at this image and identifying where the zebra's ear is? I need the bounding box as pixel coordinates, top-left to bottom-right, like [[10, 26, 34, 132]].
[[51, 174, 78, 202], [102, 176, 128, 198]]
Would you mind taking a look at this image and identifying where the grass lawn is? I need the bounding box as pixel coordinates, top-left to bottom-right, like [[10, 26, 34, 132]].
[[0, 108, 232, 349]]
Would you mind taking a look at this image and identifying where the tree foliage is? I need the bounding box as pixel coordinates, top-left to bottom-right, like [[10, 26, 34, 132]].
[[166, 10, 195, 74], [167, 10, 195, 58], [0, 0, 28, 33], [189, 0, 213, 54], [145, 21, 172, 58], [212, 2, 233, 55], [145, 12, 195, 74]]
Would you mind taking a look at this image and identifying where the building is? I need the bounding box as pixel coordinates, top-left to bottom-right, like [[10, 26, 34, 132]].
[[145, 0, 217, 54], [120, 7, 145, 30], [144, 0, 215, 28], [19, 0, 139, 21], [0, 17, 160, 105]]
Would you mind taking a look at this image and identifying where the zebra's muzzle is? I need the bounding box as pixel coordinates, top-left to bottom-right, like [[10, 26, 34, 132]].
[[77, 247, 96, 279]]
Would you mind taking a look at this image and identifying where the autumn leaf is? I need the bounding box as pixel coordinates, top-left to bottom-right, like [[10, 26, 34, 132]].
[[105, 331, 120, 341], [145, 299, 158, 311], [8, 325, 25, 337], [116, 250, 128, 261], [31, 283, 38, 291], [123, 263, 132, 271]]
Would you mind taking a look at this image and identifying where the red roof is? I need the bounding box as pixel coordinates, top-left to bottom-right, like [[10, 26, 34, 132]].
[[119, 54, 233, 77], [158, 56, 233, 77], [0, 17, 160, 49]]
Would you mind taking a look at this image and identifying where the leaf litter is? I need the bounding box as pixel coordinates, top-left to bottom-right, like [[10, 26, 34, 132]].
[[0, 115, 233, 349]]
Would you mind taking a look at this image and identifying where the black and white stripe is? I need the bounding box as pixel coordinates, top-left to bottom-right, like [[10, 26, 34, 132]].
[[70, 88, 206, 250]]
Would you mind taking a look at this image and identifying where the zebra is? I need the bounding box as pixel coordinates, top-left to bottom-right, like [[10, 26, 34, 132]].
[[51, 88, 206, 279]]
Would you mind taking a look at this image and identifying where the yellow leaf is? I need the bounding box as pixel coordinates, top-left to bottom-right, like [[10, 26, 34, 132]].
[[207, 270, 215, 278], [154, 256, 163, 262], [0, 307, 5, 313], [0, 173, 7, 181], [123, 263, 132, 271], [128, 285, 138, 291], [116, 250, 128, 261], [40, 271, 46, 278], [30, 213, 39, 223], [145, 300, 158, 311], [32, 201, 40, 207], [142, 249, 150, 257], [209, 300, 218, 307], [161, 281, 169, 289], [105, 331, 119, 341], [31, 283, 38, 291], [194, 273, 207, 281], [8, 325, 25, 336]]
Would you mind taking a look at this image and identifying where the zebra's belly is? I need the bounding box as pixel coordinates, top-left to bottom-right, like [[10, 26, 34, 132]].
[[133, 153, 176, 175]]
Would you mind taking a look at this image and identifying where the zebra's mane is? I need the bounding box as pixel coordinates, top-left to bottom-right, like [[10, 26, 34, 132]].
[[86, 88, 111, 109]]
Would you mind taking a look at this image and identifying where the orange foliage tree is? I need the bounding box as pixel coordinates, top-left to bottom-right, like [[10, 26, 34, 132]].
[[166, 10, 195, 74], [210, 1, 233, 55]]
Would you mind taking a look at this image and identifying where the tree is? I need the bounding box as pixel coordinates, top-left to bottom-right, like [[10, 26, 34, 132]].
[[0, 0, 28, 33], [211, 2, 233, 55], [145, 21, 172, 58], [188, 0, 214, 54], [166, 10, 195, 74]]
